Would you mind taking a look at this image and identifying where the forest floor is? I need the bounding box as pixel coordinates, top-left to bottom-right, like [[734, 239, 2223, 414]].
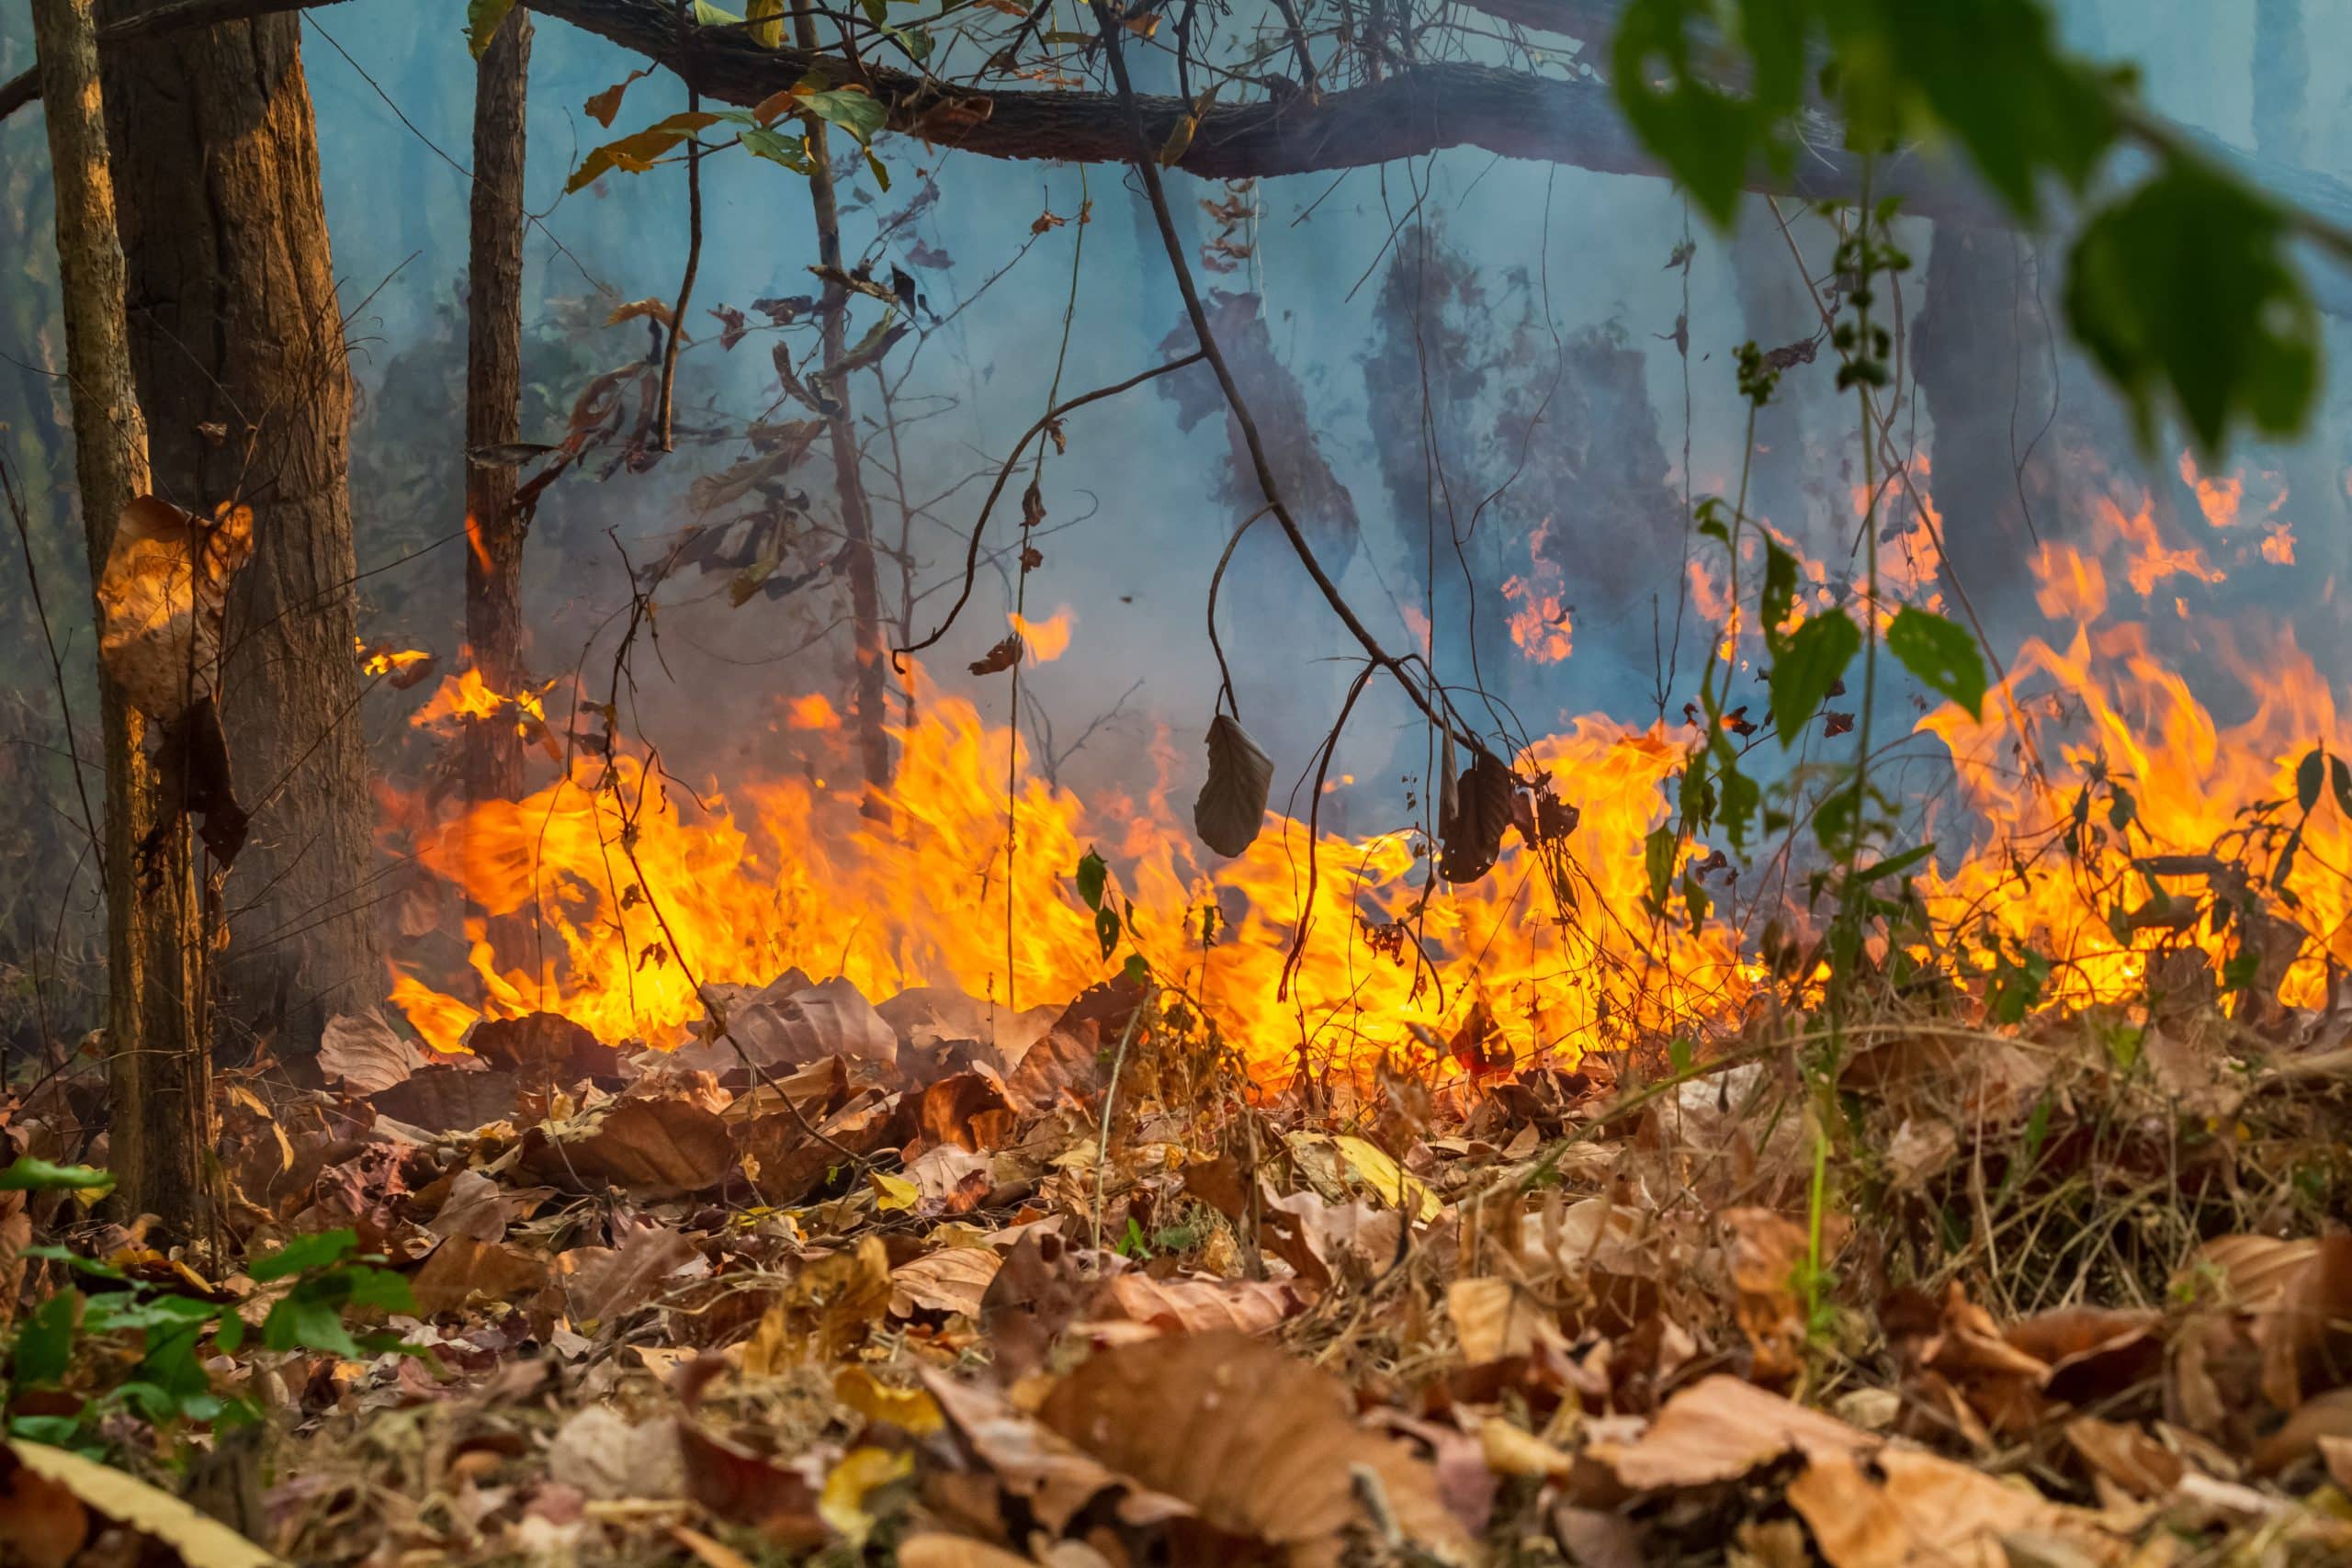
[[4, 968, 2352, 1567]]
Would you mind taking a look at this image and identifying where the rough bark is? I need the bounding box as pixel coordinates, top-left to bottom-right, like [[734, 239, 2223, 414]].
[[465, 5, 534, 811], [30, 0, 213, 1237], [99, 0, 379, 1054], [796, 10, 893, 800]]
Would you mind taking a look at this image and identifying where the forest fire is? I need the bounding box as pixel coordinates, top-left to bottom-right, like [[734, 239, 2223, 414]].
[[377, 451, 2346, 1089]]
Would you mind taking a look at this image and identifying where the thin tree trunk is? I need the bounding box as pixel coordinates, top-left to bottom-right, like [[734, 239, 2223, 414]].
[[463, 4, 533, 947], [795, 10, 892, 801], [30, 0, 212, 1238], [98, 0, 379, 1055]]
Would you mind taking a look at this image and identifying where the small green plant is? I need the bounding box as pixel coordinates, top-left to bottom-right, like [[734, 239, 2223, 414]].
[[2, 1162, 419, 1451]]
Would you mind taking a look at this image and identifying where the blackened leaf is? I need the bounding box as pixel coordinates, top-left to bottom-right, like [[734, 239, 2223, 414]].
[[1193, 714, 1272, 858], [1439, 751, 1513, 884], [1076, 848, 1108, 911], [1769, 614, 1861, 748], [1885, 606, 1988, 719], [2297, 747, 2325, 813]]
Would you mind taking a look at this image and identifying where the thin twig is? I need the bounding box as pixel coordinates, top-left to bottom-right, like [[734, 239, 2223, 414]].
[[654, 0, 703, 452]]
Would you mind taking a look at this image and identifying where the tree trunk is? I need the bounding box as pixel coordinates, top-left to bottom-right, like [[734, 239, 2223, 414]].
[[98, 0, 379, 1055], [30, 0, 213, 1238], [795, 11, 892, 802], [463, 6, 532, 818]]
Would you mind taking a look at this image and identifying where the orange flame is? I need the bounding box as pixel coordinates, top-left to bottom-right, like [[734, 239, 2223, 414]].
[[1009, 606, 1075, 663]]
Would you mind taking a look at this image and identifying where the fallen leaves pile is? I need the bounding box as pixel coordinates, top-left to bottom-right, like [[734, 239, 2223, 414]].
[[4, 967, 2352, 1567]]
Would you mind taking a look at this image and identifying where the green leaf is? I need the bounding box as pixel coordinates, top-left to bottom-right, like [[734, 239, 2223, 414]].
[[247, 1228, 359, 1283], [1644, 825, 1678, 908], [10, 1290, 77, 1388], [262, 1292, 360, 1359], [1858, 841, 1937, 884], [1760, 538, 1800, 650], [1121, 953, 1151, 988], [1768, 614, 1861, 747], [1885, 607, 1988, 718], [465, 0, 518, 60], [741, 126, 815, 175], [2298, 747, 2326, 813], [1611, 0, 1803, 227], [566, 111, 724, 194], [2331, 755, 2352, 820], [213, 1312, 244, 1354], [1075, 849, 1108, 911], [0, 1157, 113, 1195], [2064, 157, 2319, 457], [797, 86, 888, 148], [1093, 906, 1120, 961]]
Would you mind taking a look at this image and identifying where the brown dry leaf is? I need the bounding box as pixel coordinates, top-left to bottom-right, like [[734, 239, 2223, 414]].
[[2250, 1385, 2352, 1476], [892, 1245, 1002, 1318], [424, 1168, 550, 1244], [564, 1224, 702, 1327], [469, 1011, 605, 1085], [747, 1236, 891, 1369], [410, 1235, 554, 1318], [548, 1405, 689, 1501], [1, 1437, 283, 1568], [916, 1071, 1015, 1152], [980, 1230, 1125, 1375], [1263, 1189, 1400, 1288], [318, 1010, 427, 1095], [1193, 713, 1273, 858], [896, 1536, 1039, 1568], [1594, 1375, 1874, 1491], [1099, 1273, 1297, 1337], [97, 495, 254, 723], [1447, 1277, 1553, 1366], [2063, 1416, 2183, 1499], [675, 1423, 829, 1545], [2258, 1233, 2352, 1410], [528, 1095, 734, 1198], [921, 1367, 1189, 1535], [373, 1061, 518, 1133], [1480, 1419, 1575, 1481], [1037, 1331, 1478, 1564], [710, 975, 898, 1072], [969, 634, 1023, 676], [2177, 1233, 2320, 1311], [1722, 1207, 1812, 1382], [1788, 1447, 2125, 1568]]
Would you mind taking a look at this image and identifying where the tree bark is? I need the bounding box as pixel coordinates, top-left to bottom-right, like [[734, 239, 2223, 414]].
[[98, 0, 379, 1055], [30, 0, 213, 1238], [795, 11, 893, 801], [465, 5, 533, 813]]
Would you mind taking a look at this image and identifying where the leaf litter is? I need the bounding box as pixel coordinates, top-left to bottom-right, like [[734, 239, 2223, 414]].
[[4, 962, 2352, 1567]]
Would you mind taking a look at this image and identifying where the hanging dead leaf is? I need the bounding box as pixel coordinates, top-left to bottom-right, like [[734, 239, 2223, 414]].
[[1439, 750, 1513, 884], [1193, 713, 1273, 858], [584, 67, 654, 127], [97, 495, 253, 723], [318, 1010, 427, 1095], [1037, 1331, 1476, 1564], [969, 634, 1023, 676]]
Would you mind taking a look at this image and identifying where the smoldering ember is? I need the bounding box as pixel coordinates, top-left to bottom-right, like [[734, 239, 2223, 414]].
[[4, 0, 2352, 1563]]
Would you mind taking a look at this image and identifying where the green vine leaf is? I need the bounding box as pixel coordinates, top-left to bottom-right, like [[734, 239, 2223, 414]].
[[1769, 613, 1861, 748], [1885, 606, 1988, 718]]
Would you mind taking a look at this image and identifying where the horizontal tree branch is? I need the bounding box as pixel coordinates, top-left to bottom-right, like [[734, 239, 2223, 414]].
[[0, 0, 351, 120]]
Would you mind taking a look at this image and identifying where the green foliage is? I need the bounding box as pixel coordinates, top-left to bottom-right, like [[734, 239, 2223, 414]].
[[6, 1224, 419, 1449], [1768, 613, 1860, 747], [2065, 160, 2319, 456], [1610, 0, 2325, 457], [1884, 607, 1988, 719], [0, 1157, 114, 1195]]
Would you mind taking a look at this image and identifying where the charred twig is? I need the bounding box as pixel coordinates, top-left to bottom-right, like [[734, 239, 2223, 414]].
[[1091, 0, 1487, 762], [894, 351, 1205, 664], [1204, 506, 1272, 717], [654, 0, 702, 452]]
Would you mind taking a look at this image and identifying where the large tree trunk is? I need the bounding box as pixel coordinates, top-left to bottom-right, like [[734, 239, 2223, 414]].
[[98, 0, 379, 1055], [463, 6, 532, 822], [30, 0, 212, 1238]]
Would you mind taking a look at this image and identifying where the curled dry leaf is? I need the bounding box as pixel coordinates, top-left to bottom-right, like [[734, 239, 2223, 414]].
[[318, 1010, 427, 1096], [1193, 713, 1273, 858], [1789, 1447, 2128, 1568], [968, 634, 1023, 676], [97, 495, 254, 723], [563, 1224, 702, 1327], [467, 1011, 606, 1086], [1099, 1273, 1298, 1337], [920, 1367, 1193, 1535], [526, 1095, 735, 1199], [891, 1244, 1001, 1318], [1447, 1277, 1558, 1367], [1438, 750, 1514, 885], [410, 1235, 553, 1318], [1037, 1330, 1477, 1565]]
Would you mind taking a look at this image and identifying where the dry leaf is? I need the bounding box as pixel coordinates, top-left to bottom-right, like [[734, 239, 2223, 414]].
[[1789, 1447, 2123, 1568], [1438, 750, 1513, 884], [1447, 1277, 1552, 1366], [97, 495, 253, 723], [897, 1536, 1039, 1568], [921, 1369, 1187, 1534], [318, 1010, 427, 1095], [1193, 713, 1272, 858], [563, 1224, 702, 1326], [1099, 1273, 1297, 1336], [893, 1246, 1003, 1318], [410, 1235, 553, 1318], [1037, 1331, 1476, 1564], [527, 1095, 734, 1198], [969, 635, 1023, 676], [1, 1438, 284, 1568], [1595, 1375, 1873, 1490]]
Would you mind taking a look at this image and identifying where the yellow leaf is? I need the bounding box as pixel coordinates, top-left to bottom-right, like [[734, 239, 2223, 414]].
[[1330, 1134, 1440, 1221], [835, 1366, 944, 1435], [869, 1170, 919, 1212], [818, 1445, 912, 1546], [749, 0, 784, 48], [4, 1438, 285, 1567]]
